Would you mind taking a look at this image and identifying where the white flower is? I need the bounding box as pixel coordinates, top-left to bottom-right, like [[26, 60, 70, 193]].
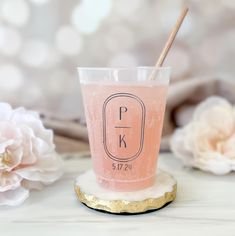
[[0, 103, 63, 206], [170, 96, 235, 175]]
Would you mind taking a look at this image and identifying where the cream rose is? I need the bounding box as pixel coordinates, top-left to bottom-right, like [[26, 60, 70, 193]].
[[170, 96, 235, 175], [0, 103, 63, 206]]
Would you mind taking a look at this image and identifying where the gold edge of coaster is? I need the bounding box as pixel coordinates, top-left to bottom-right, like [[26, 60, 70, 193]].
[[75, 184, 177, 214]]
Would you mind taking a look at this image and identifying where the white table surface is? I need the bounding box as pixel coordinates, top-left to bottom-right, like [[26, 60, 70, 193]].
[[1, 153, 235, 236]]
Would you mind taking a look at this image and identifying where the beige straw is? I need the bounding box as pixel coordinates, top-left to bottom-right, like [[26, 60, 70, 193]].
[[150, 7, 189, 80]]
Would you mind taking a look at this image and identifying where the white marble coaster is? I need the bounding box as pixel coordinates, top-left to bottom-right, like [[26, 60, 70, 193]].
[[75, 169, 177, 214]]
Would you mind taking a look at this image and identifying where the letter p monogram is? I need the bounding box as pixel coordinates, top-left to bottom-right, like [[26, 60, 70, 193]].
[[119, 106, 127, 120]]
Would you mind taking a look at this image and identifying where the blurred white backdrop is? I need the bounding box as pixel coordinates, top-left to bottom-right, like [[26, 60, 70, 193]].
[[0, 0, 234, 118]]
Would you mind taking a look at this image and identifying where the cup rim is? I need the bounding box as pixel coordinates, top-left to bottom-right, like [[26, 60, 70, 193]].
[[77, 66, 171, 71]]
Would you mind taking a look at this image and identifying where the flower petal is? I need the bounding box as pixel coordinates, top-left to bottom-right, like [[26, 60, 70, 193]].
[[0, 172, 22, 192], [0, 139, 14, 153], [15, 153, 63, 184], [170, 126, 194, 166], [195, 152, 232, 175], [19, 125, 37, 165], [11, 108, 54, 148], [194, 96, 234, 136], [0, 186, 29, 206]]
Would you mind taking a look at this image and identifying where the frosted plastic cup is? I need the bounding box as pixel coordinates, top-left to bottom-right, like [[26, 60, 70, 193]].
[[78, 67, 171, 192]]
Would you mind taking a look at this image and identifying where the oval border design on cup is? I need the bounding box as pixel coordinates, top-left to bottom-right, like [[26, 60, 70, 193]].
[[102, 93, 146, 162]]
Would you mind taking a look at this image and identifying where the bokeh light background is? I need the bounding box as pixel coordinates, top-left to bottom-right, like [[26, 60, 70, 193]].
[[0, 0, 234, 118]]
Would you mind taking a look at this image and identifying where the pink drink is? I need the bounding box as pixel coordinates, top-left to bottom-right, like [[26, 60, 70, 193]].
[[79, 68, 170, 191]]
